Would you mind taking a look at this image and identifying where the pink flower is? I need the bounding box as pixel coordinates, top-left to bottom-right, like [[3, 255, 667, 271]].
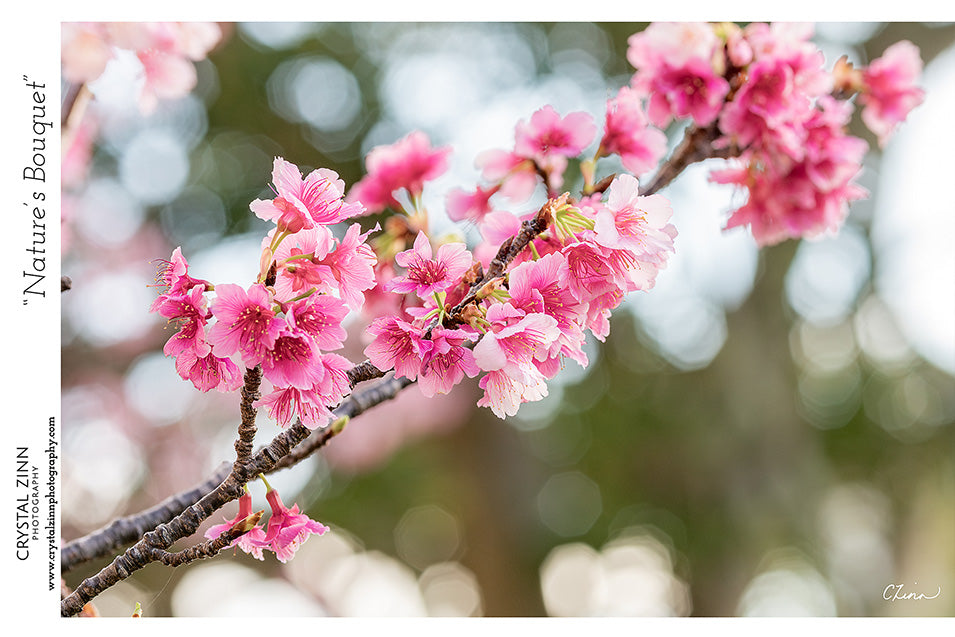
[[627, 22, 720, 71], [285, 295, 349, 352], [560, 238, 621, 304], [514, 105, 596, 163], [208, 283, 284, 367], [508, 252, 592, 366], [348, 131, 451, 214], [261, 322, 325, 390], [314, 223, 379, 310], [718, 24, 832, 161], [718, 57, 809, 159], [475, 149, 538, 203], [314, 352, 353, 404], [627, 22, 729, 127], [152, 284, 212, 359], [583, 288, 624, 342], [251, 157, 363, 232], [361, 263, 406, 321], [742, 23, 831, 98], [592, 174, 676, 257], [173, 22, 222, 61], [599, 86, 668, 175], [713, 97, 867, 246], [387, 232, 473, 298], [254, 487, 329, 563], [137, 48, 197, 114], [645, 59, 730, 128], [61, 23, 112, 83], [255, 384, 335, 429], [151, 246, 212, 298], [446, 185, 497, 223], [174, 349, 243, 393], [859, 41, 925, 147], [473, 303, 560, 373], [205, 490, 267, 560], [472, 303, 562, 418], [418, 327, 479, 397], [477, 367, 549, 419], [271, 227, 337, 302], [270, 223, 378, 310], [364, 316, 431, 381]]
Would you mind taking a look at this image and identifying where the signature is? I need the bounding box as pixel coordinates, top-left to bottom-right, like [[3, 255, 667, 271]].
[[883, 583, 942, 601]]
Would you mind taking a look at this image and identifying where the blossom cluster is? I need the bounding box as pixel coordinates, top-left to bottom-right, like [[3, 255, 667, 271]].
[[205, 482, 328, 563], [360, 122, 677, 417], [61, 22, 222, 113], [136, 21, 926, 568], [151, 158, 376, 430], [149, 22, 924, 427], [626, 22, 924, 245]]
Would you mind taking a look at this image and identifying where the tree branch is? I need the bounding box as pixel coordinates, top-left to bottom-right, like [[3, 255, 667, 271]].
[[60, 372, 416, 616], [60, 462, 232, 573], [143, 524, 252, 568], [639, 122, 741, 197], [62, 132, 724, 614], [233, 366, 262, 469]]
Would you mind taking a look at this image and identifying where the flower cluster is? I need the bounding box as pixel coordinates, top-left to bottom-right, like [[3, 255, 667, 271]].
[[627, 22, 924, 245], [147, 23, 927, 435], [151, 158, 377, 430], [447, 106, 600, 224], [141, 22, 925, 567], [364, 174, 675, 418], [61, 22, 222, 113], [205, 482, 328, 564]]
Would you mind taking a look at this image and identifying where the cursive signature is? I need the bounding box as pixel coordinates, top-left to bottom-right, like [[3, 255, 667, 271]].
[[883, 583, 942, 601]]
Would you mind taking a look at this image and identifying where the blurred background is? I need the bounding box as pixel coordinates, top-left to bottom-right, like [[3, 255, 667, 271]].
[[60, 22, 955, 617]]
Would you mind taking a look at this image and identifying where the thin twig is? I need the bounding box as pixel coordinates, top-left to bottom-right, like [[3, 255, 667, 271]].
[[143, 525, 251, 568]]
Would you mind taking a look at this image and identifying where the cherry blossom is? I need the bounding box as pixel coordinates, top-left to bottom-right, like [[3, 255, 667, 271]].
[[418, 327, 480, 397], [387, 232, 473, 299], [599, 86, 668, 175], [208, 283, 284, 367], [253, 486, 329, 564], [251, 157, 363, 232], [347, 131, 450, 214], [204, 490, 267, 560], [364, 315, 431, 381], [859, 41, 926, 147]]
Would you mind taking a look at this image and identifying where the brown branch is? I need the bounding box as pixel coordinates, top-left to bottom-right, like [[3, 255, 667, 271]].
[[60, 462, 232, 573], [271, 373, 415, 471], [60, 367, 413, 576], [441, 196, 560, 325], [234, 366, 262, 469], [61, 82, 84, 127], [61, 83, 93, 159], [143, 524, 252, 568], [346, 359, 386, 388], [61, 372, 417, 616], [639, 123, 741, 197], [63, 411, 312, 616]]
